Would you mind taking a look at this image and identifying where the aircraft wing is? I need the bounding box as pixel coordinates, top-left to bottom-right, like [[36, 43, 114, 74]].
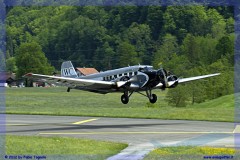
[[23, 73, 115, 92], [178, 73, 220, 84]]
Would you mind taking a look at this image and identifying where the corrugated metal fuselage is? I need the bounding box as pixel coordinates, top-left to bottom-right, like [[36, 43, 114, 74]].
[[74, 65, 155, 93]]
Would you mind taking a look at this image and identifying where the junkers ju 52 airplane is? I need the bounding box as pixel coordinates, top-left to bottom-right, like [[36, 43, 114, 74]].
[[24, 61, 220, 104]]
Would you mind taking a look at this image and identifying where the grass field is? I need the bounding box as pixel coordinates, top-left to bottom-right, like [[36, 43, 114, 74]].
[[144, 146, 239, 160], [6, 135, 127, 160], [5, 87, 234, 122]]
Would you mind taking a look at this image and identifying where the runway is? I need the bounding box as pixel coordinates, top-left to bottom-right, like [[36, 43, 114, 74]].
[[5, 114, 235, 159]]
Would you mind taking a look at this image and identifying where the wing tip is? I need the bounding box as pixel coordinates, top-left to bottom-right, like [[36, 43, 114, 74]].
[[214, 73, 221, 76]]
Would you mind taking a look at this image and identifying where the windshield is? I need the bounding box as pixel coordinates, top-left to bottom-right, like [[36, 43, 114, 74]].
[[139, 67, 151, 72]]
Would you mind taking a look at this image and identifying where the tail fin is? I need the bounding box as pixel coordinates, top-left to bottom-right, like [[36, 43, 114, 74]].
[[61, 61, 78, 78]]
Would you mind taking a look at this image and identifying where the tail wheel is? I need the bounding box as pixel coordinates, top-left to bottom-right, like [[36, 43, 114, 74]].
[[121, 94, 129, 104], [149, 94, 157, 103], [67, 87, 71, 92]]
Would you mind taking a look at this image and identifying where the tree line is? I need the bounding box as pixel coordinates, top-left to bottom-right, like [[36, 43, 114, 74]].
[[5, 6, 234, 106]]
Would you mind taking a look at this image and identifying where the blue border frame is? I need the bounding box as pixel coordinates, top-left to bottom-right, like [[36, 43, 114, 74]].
[[1, 0, 237, 6], [1, 0, 239, 158], [234, 2, 240, 151], [0, 0, 6, 159]]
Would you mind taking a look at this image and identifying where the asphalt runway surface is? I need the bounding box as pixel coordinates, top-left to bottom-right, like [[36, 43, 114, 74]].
[[5, 114, 236, 159]]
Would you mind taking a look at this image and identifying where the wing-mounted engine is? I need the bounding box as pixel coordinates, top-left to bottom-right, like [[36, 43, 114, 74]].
[[167, 74, 179, 88], [154, 69, 179, 89]]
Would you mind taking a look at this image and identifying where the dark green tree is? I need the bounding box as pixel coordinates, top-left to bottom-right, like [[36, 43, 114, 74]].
[[187, 67, 207, 104], [0, 50, 5, 72], [16, 42, 54, 78], [206, 8, 226, 39], [153, 34, 178, 68], [181, 34, 201, 67], [6, 57, 18, 73], [93, 42, 115, 70], [146, 6, 163, 40], [205, 58, 233, 99], [216, 35, 234, 64], [166, 85, 190, 107], [162, 53, 190, 76], [117, 41, 140, 67], [123, 23, 152, 64]]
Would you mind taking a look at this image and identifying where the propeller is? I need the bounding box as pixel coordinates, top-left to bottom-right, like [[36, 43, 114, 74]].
[[116, 76, 137, 87], [156, 68, 169, 88], [116, 73, 149, 88]]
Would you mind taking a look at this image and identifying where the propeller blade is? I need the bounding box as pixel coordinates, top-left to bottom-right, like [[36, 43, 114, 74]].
[[117, 76, 137, 87], [162, 70, 169, 87], [117, 81, 127, 87], [157, 68, 169, 88], [129, 76, 137, 82]]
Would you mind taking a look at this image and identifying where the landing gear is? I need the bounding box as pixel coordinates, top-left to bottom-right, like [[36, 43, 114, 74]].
[[121, 91, 133, 104], [146, 89, 157, 104], [120, 89, 158, 104], [121, 94, 129, 104], [149, 94, 157, 103]]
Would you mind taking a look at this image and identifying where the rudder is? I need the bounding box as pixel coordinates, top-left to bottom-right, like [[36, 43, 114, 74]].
[[61, 61, 78, 78]]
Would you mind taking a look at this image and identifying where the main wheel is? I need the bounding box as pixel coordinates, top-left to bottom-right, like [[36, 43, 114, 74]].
[[121, 94, 129, 104], [149, 94, 157, 103]]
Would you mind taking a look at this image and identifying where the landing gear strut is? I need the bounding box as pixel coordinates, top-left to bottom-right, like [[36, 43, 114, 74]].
[[121, 91, 133, 104], [120, 89, 158, 104]]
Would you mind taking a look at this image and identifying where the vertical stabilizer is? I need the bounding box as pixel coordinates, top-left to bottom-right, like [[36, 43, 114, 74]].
[[61, 61, 78, 78]]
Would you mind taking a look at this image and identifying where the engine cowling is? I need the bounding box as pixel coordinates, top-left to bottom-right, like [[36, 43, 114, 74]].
[[167, 75, 179, 88]]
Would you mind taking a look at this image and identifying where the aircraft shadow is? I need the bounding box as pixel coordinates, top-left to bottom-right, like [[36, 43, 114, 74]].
[[6, 122, 185, 133]]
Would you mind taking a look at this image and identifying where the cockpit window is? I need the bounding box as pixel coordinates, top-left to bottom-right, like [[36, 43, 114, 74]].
[[139, 67, 150, 72]]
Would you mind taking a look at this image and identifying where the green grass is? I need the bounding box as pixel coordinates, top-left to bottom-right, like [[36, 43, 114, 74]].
[[5, 87, 234, 122], [6, 135, 127, 159], [144, 146, 239, 160]]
